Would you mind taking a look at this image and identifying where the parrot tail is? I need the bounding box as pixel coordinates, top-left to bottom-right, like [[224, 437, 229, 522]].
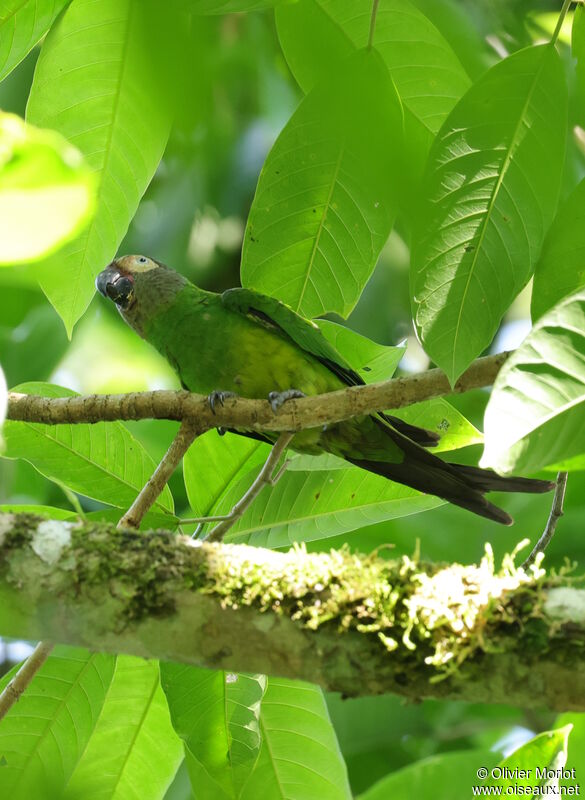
[[347, 453, 555, 526]]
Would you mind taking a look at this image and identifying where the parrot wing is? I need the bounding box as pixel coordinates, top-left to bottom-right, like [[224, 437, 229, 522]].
[[221, 288, 439, 446]]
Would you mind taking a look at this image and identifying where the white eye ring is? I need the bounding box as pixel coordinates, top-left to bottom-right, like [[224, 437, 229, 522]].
[[138, 256, 147, 264]]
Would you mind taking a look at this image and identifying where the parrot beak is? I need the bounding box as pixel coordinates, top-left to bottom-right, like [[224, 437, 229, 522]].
[[96, 265, 135, 308]]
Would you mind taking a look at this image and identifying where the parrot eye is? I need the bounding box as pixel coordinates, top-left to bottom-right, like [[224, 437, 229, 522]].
[[105, 275, 135, 309], [138, 256, 147, 264]]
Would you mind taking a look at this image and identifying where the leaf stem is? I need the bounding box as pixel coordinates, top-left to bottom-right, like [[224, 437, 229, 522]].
[[368, 0, 380, 49], [551, 0, 573, 45], [522, 471, 568, 569]]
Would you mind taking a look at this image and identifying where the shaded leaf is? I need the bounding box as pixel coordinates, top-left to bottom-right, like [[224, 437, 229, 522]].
[[241, 49, 401, 319], [240, 678, 351, 800], [2, 382, 174, 511], [532, 176, 585, 320], [413, 44, 567, 383], [26, 0, 172, 334], [481, 289, 585, 474], [161, 663, 266, 800], [0, 647, 116, 798], [358, 750, 499, 800], [0, 112, 94, 263], [63, 657, 183, 800], [0, 0, 69, 82]]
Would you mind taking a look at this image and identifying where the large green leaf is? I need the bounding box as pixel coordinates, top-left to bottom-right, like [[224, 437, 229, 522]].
[[184, 430, 269, 518], [2, 382, 174, 511], [0, 111, 95, 264], [276, 0, 469, 135], [26, 0, 172, 334], [190, 0, 285, 11], [486, 727, 571, 792], [0, 0, 69, 82], [317, 320, 404, 384], [358, 750, 499, 800], [220, 465, 442, 548], [532, 176, 585, 321], [240, 678, 352, 800], [241, 49, 401, 319], [412, 43, 567, 384], [161, 663, 266, 800], [481, 289, 585, 474], [0, 647, 116, 798], [0, 363, 6, 447], [63, 657, 183, 800]]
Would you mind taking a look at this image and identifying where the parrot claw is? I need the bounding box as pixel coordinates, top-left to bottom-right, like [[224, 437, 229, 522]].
[[208, 390, 237, 414], [268, 389, 305, 413]]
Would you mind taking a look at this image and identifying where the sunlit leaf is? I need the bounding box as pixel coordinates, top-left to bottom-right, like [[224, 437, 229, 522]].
[[358, 750, 499, 800], [2, 382, 174, 512], [190, 0, 285, 11], [532, 176, 585, 321], [0, 112, 94, 264], [161, 663, 266, 800], [486, 727, 571, 792], [240, 678, 352, 800], [220, 465, 442, 548], [0, 0, 69, 81], [184, 429, 269, 518], [242, 49, 401, 319], [413, 44, 567, 384], [391, 398, 482, 453], [63, 657, 183, 800], [26, 0, 172, 334], [0, 647, 116, 797], [317, 320, 404, 384], [481, 289, 585, 474], [276, 0, 469, 135]]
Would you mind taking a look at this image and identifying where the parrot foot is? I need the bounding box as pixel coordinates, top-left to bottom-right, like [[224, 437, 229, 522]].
[[208, 390, 237, 414], [268, 389, 305, 413]]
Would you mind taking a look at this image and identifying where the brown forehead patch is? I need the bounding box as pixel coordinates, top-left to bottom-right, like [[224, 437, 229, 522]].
[[117, 254, 158, 274]]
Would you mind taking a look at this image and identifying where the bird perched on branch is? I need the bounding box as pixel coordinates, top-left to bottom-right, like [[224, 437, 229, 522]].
[[96, 255, 553, 524]]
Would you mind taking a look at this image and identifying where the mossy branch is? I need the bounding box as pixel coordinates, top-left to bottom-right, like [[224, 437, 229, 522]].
[[2, 512, 585, 711], [5, 352, 509, 431]]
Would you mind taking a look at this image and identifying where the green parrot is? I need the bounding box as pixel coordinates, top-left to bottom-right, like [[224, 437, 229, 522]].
[[96, 254, 553, 525]]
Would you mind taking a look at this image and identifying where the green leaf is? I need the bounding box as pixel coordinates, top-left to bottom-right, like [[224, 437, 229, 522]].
[[357, 750, 499, 800], [220, 465, 442, 548], [0, 647, 116, 798], [2, 382, 174, 512], [317, 320, 405, 384], [0, 362, 6, 448], [573, 2, 585, 96], [26, 0, 172, 334], [487, 726, 571, 792], [481, 289, 585, 474], [190, 0, 285, 11], [413, 44, 567, 384], [241, 49, 401, 319], [276, 0, 470, 134], [0, 503, 75, 519], [161, 663, 266, 800], [0, 112, 95, 263], [532, 176, 585, 320], [240, 678, 351, 800], [390, 397, 483, 453], [0, 0, 69, 82], [184, 430, 269, 518], [63, 657, 183, 800]]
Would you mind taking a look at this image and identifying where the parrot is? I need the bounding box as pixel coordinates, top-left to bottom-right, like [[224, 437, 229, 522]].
[[96, 254, 554, 525]]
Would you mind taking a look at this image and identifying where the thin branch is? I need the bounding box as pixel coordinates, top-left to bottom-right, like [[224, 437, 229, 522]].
[[6, 351, 510, 431], [205, 433, 294, 543], [0, 641, 54, 722], [522, 472, 569, 569], [119, 420, 202, 529]]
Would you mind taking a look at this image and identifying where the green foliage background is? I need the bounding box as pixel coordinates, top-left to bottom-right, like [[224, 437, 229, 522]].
[[1, 1, 585, 798]]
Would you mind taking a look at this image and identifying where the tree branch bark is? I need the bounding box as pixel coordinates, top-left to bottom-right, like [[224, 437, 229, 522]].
[[1, 512, 584, 711], [5, 352, 509, 431]]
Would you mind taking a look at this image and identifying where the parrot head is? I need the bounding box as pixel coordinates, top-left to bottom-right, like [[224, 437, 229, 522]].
[[96, 254, 187, 336]]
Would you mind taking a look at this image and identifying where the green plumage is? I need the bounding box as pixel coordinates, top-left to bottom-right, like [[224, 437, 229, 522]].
[[96, 255, 554, 525]]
